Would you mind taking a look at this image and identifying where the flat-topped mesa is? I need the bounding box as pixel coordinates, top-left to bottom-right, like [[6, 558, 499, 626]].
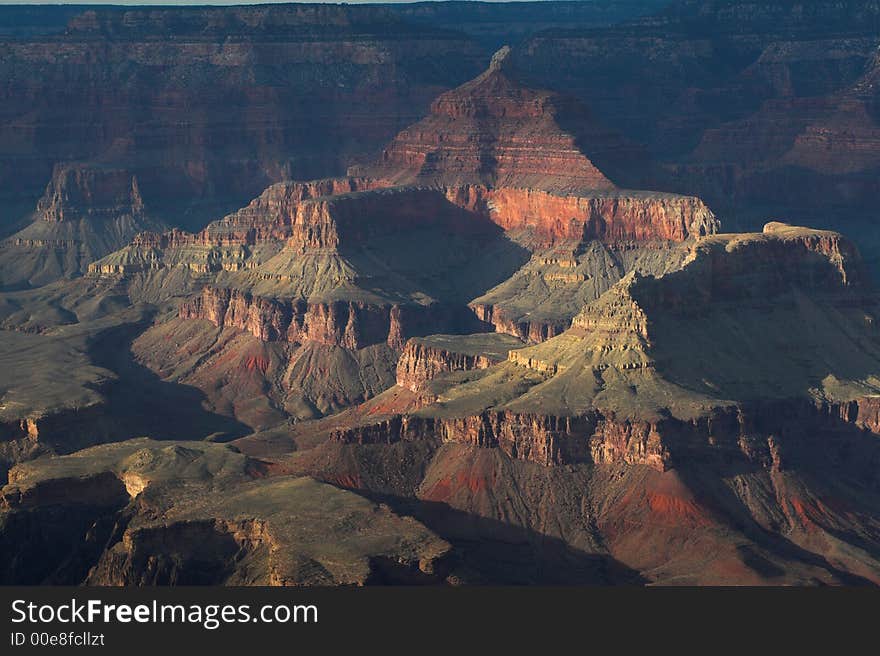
[[560, 223, 870, 345], [641, 222, 872, 311], [753, 222, 867, 289], [0, 162, 169, 286], [33, 163, 146, 224], [286, 186, 486, 253], [209, 177, 386, 247], [91, 183, 482, 276], [351, 47, 620, 194], [88, 177, 390, 275], [396, 333, 524, 392]]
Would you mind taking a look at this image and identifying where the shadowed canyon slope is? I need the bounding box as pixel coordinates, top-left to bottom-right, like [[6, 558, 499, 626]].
[[3, 3, 880, 587], [287, 222, 880, 584]]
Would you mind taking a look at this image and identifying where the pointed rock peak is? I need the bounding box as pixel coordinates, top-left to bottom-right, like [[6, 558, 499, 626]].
[[349, 42, 631, 193], [488, 45, 513, 73], [467, 44, 527, 91]]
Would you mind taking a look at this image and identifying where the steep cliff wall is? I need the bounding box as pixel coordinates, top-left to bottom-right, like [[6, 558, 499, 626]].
[[445, 185, 718, 246], [395, 334, 522, 392], [0, 4, 486, 243], [468, 303, 570, 343], [0, 163, 167, 287], [179, 286, 479, 351], [180, 287, 396, 349]]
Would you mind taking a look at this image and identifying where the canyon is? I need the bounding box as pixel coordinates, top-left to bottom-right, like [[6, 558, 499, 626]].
[[1, 1, 880, 278], [2, 2, 880, 587]]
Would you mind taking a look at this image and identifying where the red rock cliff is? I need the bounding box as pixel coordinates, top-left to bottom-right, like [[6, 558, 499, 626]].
[[395, 338, 506, 392], [445, 184, 718, 246], [331, 397, 880, 472], [180, 287, 479, 350]]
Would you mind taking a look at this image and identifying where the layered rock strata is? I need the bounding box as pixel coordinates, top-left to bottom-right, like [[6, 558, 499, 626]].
[[331, 397, 880, 472], [328, 223, 880, 473], [0, 164, 166, 287], [396, 334, 525, 392], [180, 287, 479, 351]]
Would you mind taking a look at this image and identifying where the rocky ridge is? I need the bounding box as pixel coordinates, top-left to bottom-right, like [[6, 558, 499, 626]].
[[0, 439, 452, 585], [0, 164, 167, 289]]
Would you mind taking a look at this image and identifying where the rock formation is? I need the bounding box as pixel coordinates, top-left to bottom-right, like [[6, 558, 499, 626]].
[[269, 221, 880, 584], [0, 439, 452, 585], [353, 45, 619, 193], [0, 4, 487, 246], [327, 222, 880, 464], [4, 6, 880, 587], [0, 164, 167, 288], [395, 333, 525, 393], [512, 0, 880, 270], [74, 47, 724, 435], [179, 287, 482, 351]]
